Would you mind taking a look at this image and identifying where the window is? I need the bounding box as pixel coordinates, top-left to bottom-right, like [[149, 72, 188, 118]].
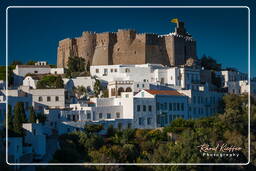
[[110, 69, 113, 72], [169, 103, 172, 111], [181, 103, 184, 111], [127, 123, 132, 129], [164, 103, 167, 110], [114, 69, 117, 72], [173, 103, 177, 111], [34, 71, 38, 74], [142, 84, 144, 88], [137, 105, 141, 112], [125, 68, 130, 73], [148, 105, 152, 112], [87, 113, 91, 119], [137, 84, 139, 88], [107, 113, 111, 119], [116, 112, 120, 118], [55, 96, 59, 101], [96, 69, 99, 73], [177, 103, 180, 111], [143, 105, 146, 112], [147, 117, 152, 125], [139, 117, 143, 125], [99, 113, 103, 119], [39, 96, 43, 101], [47, 96, 51, 102]]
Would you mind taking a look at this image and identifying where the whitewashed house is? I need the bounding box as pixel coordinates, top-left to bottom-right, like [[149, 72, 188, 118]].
[[134, 90, 189, 128], [22, 123, 46, 160], [178, 84, 223, 119]]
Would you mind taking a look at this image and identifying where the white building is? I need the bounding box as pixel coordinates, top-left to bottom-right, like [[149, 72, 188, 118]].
[[22, 123, 46, 160], [90, 63, 165, 83], [178, 84, 223, 119], [19, 86, 66, 113], [91, 64, 201, 91], [220, 70, 248, 87], [108, 80, 150, 97], [13, 63, 64, 87], [22, 76, 39, 89], [227, 80, 256, 96], [134, 90, 189, 128], [1, 89, 32, 119], [7, 137, 23, 163]]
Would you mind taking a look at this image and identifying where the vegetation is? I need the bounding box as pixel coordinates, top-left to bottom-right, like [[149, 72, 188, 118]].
[[73, 86, 87, 100], [37, 75, 64, 89], [29, 107, 37, 123], [200, 55, 222, 71], [65, 56, 90, 78], [93, 78, 101, 97], [12, 102, 27, 135], [47, 94, 255, 171]]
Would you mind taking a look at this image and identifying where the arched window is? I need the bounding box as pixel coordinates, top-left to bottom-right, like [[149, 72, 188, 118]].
[[125, 87, 132, 92], [117, 87, 124, 96], [111, 88, 116, 96]]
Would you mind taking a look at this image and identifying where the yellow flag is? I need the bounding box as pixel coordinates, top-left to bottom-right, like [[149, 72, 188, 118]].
[[170, 18, 179, 24]]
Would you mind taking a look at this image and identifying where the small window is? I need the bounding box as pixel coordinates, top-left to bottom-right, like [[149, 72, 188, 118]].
[[107, 113, 111, 119], [96, 69, 99, 73], [137, 105, 140, 112], [116, 112, 120, 118], [127, 123, 132, 129], [147, 117, 152, 125], [34, 71, 38, 74], [39, 96, 43, 101], [110, 69, 113, 72], [47, 96, 51, 102], [143, 105, 146, 112], [99, 113, 103, 119], [114, 69, 117, 72], [148, 105, 152, 112], [139, 117, 143, 125], [181, 103, 184, 111], [55, 96, 59, 101], [87, 113, 91, 119], [169, 103, 172, 111]]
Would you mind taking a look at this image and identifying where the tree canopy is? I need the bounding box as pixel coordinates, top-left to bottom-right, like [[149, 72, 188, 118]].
[[37, 75, 64, 89], [200, 55, 222, 71]]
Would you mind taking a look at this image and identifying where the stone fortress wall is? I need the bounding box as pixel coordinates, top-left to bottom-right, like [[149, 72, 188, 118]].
[[57, 21, 197, 68]]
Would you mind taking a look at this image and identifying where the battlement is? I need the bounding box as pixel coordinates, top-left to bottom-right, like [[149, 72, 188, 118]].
[[57, 23, 197, 68]]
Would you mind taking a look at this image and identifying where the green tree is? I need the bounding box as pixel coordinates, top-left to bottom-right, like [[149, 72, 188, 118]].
[[67, 56, 86, 72], [73, 86, 87, 100], [55, 75, 64, 88], [13, 102, 26, 135], [200, 55, 221, 71], [4, 104, 13, 130], [37, 112, 46, 123], [29, 107, 36, 123], [26, 60, 36, 65], [37, 75, 64, 89], [84, 124, 103, 134], [93, 79, 101, 97]]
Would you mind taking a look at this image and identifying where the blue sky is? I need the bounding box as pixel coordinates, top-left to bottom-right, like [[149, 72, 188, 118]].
[[0, 0, 255, 76]]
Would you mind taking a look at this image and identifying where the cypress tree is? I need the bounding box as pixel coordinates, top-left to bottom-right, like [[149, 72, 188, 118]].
[[29, 107, 36, 123]]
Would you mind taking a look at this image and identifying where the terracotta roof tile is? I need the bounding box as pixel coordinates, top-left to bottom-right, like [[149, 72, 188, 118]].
[[144, 89, 184, 96]]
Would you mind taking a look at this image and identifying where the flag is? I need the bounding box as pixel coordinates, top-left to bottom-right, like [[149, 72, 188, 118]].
[[170, 18, 179, 24]]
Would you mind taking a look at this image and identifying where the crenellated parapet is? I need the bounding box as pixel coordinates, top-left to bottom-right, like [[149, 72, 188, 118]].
[[57, 22, 197, 68]]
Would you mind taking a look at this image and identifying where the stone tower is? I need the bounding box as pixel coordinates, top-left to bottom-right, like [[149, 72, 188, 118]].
[[57, 21, 197, 68]]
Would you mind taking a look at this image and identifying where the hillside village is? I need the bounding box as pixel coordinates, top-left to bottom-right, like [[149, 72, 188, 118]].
[[0, 22, 255, 166]]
